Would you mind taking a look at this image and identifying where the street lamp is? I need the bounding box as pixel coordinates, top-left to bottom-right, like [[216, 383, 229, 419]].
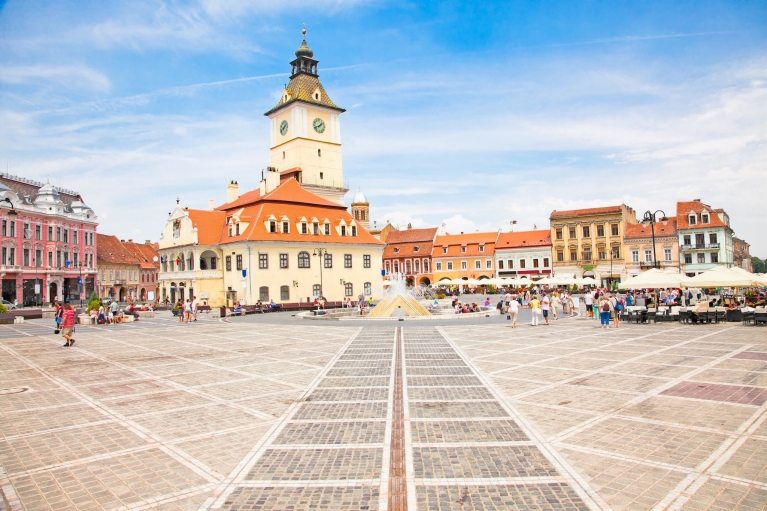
[[1, 197, 16, 218], [641, 210, 668, 269], [312, 248, 328, 299]]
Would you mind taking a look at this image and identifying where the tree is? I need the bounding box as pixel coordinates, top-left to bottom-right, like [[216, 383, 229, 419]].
[[752, 257, 766, 274]]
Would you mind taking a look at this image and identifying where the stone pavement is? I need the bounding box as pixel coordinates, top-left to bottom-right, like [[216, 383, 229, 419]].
[[0, 315, 765, 510]]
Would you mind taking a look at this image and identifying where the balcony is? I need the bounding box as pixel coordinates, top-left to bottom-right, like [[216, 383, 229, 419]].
[[681, 243, 719, 251], [300, 175, 349, 192]]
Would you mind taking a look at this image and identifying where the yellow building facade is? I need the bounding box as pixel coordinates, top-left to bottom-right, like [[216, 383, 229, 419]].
[[549, 205, 638, 286]]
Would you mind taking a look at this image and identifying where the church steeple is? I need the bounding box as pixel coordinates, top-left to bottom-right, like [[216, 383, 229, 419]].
[[290, 27, 319, 78]]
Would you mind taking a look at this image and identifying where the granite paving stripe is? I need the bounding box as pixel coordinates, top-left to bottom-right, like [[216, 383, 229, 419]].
[[411, 420, 529, 443], [387, 326, 407, 511], [412, 445, 559, 479], [317, 377, 390, 388], [405, 354, 464, 360], [405, 366, 475, 376], [272, 421, 387, 445], [404, 360, 469, 367], [407, 387, 496, 401], [223, 484, 380, 510], [326, 367, 392, 377], [407, 376, 483, 387], [409, 401, 510, 419], [291, 402, 389, 420], [306, 387, 390, 402], [244, 447, 384, 481], [415, 483, 589, 511], [661, 381, 767, 406]]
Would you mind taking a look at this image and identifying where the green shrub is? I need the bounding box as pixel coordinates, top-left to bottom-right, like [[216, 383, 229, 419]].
[[436, 293, 446, 299], [0, 303, 7, 314], [89, 291, 99, 302], [86, 299, 101, 313]]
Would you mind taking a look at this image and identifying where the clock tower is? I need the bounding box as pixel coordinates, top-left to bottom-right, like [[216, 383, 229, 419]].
[[265, 29, 347, 204]]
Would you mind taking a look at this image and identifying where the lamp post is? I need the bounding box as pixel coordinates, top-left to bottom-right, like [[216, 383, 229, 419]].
[[641, 210, 668, 269], [312, 248, 328, 299]]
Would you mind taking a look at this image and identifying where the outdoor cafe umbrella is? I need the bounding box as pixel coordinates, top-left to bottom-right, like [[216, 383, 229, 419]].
[[574, 277, 598, 287], [617, 268, 691, 290], [688, 266, 755, 288]]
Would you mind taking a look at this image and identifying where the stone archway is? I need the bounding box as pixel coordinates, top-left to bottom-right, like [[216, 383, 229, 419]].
[[49, 282, 58, 304], [118, 287, 127, 302], [140, 288, 146, 301], [419, 276, 431, 286]]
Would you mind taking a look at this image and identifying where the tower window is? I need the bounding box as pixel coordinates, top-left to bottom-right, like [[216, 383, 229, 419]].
[[283, 151, 285, 159], [320, 172, 324, 179], [314, 92, 319, 100], [318, 149, 321, 157]]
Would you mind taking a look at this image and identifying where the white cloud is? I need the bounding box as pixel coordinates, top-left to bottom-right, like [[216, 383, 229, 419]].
[[0, 64, 111, 92]]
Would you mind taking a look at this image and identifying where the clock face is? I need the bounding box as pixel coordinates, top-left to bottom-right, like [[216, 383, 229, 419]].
[[312, 118, 326, 133], [279, 120, 288, 136]]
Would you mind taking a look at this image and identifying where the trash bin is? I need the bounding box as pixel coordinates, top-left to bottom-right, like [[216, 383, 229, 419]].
[[219, 306, 226, 317]]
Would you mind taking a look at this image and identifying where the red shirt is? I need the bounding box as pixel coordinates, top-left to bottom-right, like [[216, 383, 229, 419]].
[[61, 309, 75, 328]]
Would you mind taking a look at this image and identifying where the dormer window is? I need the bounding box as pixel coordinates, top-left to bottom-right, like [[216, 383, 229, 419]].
[[702, 214, 709, 224], [393, 248, 400, 254], [479, 245, 485, 252], [270, 221, 276, 233], [324, 223, 330, 235], [282, 221, 289, 233], [235, 223, 240, 236], [313, 222, 319, 235], [351, 226, 357, 236], [442, 247, 447, 254], [341, 225, 346, 236], [413, 246, 419, 252], [461, 246, 467, 253], [300, 223, 308, 234], [688, 214, 697, 225]]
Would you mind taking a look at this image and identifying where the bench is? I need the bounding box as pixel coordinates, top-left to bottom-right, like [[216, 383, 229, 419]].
[[197, 305, 212, 314]]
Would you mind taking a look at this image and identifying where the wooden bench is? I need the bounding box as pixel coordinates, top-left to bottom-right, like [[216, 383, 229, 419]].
[[197, 305, 212, 314]]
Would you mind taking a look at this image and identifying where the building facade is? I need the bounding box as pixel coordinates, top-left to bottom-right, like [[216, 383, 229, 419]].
[[550, 205, 638, 286], [157, 32, 383, 307], [382, 225, 437, 286], [0, 174, 97, 306], [124, 240, 160, 301], [494, 230, 552, 281], [733, 237, 753, 272], [96, 234, 141, 302], [432, 232, 499, 282], [623, 219, 679, 276], [677, 200, 734, 276]]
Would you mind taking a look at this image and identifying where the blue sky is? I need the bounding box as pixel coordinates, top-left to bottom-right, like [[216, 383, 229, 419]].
[[1, 0, 766, 254]]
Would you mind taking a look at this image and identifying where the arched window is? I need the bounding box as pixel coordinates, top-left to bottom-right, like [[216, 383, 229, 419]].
[[199, 257, 207, 270], [405, 261, 411, 274], [298, 251, 310, 268], [344, 283, 353, 297], [280, 285, 290, 301], [259, 286, 269, 301], [364, 282, 372, 296]]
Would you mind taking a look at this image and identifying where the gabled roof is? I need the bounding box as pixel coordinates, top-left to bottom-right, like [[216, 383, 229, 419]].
[[265, 74, 344, 116], [124, 241, 161, 269], [433, 232, 499, 247], [550, 205, 624, 218], [385, 227, 438, 244], [186, 209, 227, 245], [676, 200, 728, 229], [496, 230, 551, 249], [216, 178, 344, 212], [96, 234, 139, 265], [624, 218, 677, 239]]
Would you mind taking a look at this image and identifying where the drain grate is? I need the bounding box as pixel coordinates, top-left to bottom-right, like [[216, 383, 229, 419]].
[[0, 387, 30, 396]]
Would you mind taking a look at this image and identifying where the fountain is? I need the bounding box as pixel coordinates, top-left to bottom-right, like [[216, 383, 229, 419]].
[[368, 273, 431, 317]]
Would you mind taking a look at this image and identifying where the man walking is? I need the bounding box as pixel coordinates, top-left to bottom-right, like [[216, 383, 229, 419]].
[[584, 292, 593, 318], [192, 295, 198, 322], [61, 303, 76, 347], [541, 293, 551, 325], [507, 295, 519, 328]]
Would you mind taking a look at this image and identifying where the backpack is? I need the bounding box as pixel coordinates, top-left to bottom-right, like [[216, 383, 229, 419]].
[[615, 300, 623, 311], [602, 302, 610, 312]]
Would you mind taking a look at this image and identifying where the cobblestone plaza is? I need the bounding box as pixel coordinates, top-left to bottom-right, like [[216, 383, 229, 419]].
[[1, 315, 766, 510]]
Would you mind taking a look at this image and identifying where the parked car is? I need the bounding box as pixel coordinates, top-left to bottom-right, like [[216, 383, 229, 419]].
[[1, 299, 18, 310]]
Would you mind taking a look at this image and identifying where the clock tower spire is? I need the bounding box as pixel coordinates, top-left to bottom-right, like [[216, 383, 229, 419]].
[[264, 27, 347, 204]]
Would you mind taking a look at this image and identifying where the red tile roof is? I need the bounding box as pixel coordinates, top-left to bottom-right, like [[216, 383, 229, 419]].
[[550, 205, 624, 218], [124, 241, 161, 269], [96, 234, 139, 265], [676, 201, 728, 229], [186, 210, 228, 245], [385, 227, 438, 244], [624, 218, 677, 238], [216, 178, 344, 212], [434, 232, 499, 247], [496, 230, 552, 249], [383, 241, 434, 259]]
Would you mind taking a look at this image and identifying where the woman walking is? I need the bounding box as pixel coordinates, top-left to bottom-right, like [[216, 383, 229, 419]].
[[530, 295, 541, 326], [599, 296, 611, 329]]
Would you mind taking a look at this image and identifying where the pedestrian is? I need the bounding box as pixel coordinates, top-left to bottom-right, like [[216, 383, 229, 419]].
[[610, 294, 621, 328], [541, 294, 551, 325], [507, 296, 519, 327], [54, 301, 63, 330], [551, 293, 560, 320], [110, 300, 119, 324], [177, 299, 184, 323], [192, 295, 198, 322], [584, 292, 593, 318], [599, 296, 610, 329], [61, 303, 76, 347], [184, 299, 192, 322], [530, 295, 541, 326]]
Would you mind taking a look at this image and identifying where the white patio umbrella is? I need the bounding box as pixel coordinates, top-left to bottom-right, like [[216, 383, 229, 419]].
[[617, 268, 691, 290], [575, 277, 598, 287], [688, 266, 755, 288]]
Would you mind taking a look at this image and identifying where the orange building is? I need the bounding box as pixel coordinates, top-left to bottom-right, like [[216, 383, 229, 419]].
[[382, 225, 438, 286], [431, 232, 500, 282], [494, 230, 552, 280]]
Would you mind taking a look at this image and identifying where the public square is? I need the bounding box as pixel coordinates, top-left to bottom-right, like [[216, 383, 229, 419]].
[[1, 313, 766, 510]]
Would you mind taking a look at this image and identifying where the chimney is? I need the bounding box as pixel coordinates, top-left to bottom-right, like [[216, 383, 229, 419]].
[[265, 166, 280, 194], [128, 239, 133, 243], [208, 199, 215, 211], [227, 181, 239, 203], [407, 223, 412, 230], [145, 240, 151, 244]]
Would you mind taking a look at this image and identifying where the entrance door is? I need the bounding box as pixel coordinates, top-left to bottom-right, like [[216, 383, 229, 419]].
[[49, 282, 58, 304]]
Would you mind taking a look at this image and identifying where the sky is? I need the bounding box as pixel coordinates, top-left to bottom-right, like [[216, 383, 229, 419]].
[[1, 0, 766, 254]]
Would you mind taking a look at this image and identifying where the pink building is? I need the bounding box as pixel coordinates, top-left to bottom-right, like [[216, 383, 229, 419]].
[[0, 174, 98, 306]]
